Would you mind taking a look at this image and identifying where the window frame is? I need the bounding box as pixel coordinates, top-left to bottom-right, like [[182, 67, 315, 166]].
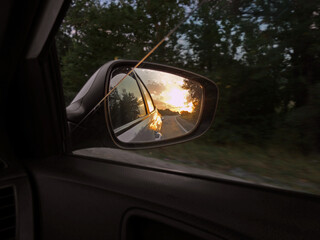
[[133, 70, 156, 114]]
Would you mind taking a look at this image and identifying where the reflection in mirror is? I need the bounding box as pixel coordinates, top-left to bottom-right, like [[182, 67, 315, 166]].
[[108, 68, 203, 143]]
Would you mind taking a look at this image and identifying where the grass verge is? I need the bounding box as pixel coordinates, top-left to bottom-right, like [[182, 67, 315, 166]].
[[136, 140, 320, 194]]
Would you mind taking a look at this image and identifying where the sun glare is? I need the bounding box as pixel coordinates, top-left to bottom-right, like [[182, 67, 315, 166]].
[[161, 86, 194, 113], [135, 68, 197, 113]]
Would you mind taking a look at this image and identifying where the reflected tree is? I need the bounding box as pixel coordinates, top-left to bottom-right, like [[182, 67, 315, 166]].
[[58, 0, 320, 153], [108, 88, 121, 129], [109, 88, 142, 129], [120, 89, 141, 124], [182, 79, 202, 123]]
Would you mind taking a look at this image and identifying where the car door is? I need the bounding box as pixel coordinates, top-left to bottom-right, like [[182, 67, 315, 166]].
[[1, 0, 320, 240]]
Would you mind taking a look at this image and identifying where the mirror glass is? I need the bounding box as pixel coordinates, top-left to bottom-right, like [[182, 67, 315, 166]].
[[108, 68, 203, 143]]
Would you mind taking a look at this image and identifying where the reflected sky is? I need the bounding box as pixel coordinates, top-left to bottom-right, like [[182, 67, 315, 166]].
[[135, 68, 195, 113]]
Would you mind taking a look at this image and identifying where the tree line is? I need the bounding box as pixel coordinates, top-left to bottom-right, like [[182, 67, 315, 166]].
[[56, 0, 320, 153]]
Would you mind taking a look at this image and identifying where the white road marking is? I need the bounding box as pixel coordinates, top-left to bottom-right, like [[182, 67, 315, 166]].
[[175, 116, 188, 133]]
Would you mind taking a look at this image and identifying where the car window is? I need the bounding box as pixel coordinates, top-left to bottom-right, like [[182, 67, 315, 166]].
[[57, 0, 320, 195], [109, 74, 146, 130]]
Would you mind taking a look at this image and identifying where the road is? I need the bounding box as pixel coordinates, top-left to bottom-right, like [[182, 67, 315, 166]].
[[161, 115, 196, 139], [161, 115, 186, 139], [131, 115, 196, 142], [175, 116, 195, 132]]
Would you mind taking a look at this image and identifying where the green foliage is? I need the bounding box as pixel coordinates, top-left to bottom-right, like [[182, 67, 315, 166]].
[[158, 109, 179, 116], [137, 141, 320, 194], [57, 0, 193, 103], [56, 0, 320, 153]]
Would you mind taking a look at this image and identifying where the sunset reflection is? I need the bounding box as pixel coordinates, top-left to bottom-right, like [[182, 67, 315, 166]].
[[149, 110, 162, 132], [160, 86, 194, 113], [109, 67, 203, 143], [134, 68, 197, 113]]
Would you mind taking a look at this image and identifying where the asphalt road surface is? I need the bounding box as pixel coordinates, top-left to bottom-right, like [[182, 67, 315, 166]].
[[161, 115, 196, 139], [130, 115, 195, 142], [175, 116, 195, 132], [161, 115, 187, 139]]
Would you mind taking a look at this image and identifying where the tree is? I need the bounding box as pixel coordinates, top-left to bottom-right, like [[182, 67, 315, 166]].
[[57, 0, 193, 104], [57, 0, 320, 152]]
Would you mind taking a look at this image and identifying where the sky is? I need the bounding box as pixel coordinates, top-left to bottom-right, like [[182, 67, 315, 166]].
[[135, 68, 199, 113]]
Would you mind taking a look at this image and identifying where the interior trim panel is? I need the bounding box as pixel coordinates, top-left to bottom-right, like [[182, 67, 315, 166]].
[[0, 159, 34, 240], [121, 209, 222, 240], [27, 155, 320, 240]]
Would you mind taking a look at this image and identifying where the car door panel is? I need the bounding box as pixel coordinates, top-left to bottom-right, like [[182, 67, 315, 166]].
[[27, 155, 320, 240]]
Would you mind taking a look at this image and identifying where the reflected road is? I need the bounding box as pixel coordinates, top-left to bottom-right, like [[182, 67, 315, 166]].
[[161, 115, 192, 139], [131, 115, 195, 142]]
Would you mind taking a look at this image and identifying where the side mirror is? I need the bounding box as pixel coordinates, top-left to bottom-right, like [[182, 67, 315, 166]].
[[66, 60, 218, 149]]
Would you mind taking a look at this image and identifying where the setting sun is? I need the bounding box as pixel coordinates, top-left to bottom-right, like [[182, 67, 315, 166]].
[[160, 87, 194, 113], [134, 68, 199, 113]]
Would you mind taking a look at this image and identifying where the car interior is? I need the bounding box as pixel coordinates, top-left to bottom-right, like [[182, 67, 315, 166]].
[[1, 0, 320, 240]]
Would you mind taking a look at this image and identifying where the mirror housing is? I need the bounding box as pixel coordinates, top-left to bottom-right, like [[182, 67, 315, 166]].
[[66, 60, 218, 150]]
